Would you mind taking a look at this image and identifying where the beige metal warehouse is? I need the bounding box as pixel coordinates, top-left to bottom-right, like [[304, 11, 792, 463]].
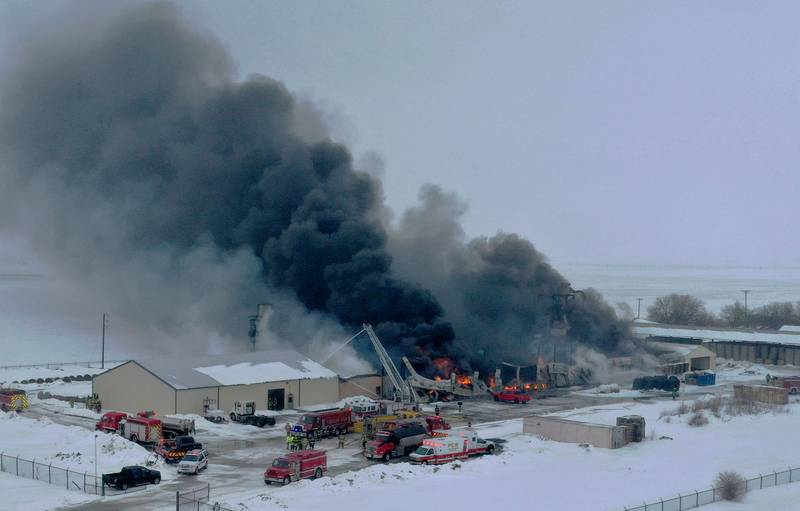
[[92, 350, 340, 416]]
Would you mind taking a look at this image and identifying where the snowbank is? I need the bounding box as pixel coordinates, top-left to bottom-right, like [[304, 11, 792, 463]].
[[0, 411, 157, 476]]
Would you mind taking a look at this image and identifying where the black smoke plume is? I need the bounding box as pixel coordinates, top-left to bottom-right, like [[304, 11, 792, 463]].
[[0, 3, 624, 372], [389, 185, 626, 371]]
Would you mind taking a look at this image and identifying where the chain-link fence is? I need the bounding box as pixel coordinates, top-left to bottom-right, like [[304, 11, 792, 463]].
[[0, 452, 104, 495], [623, 467, 800, 511], [177, 484, 236, 511]]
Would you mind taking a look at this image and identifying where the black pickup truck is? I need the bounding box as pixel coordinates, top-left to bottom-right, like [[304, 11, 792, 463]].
[[175, 435, 203, 451], [102, 466, 161, 490]]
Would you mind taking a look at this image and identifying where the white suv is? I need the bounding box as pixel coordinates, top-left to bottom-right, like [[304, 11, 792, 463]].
[[177, 449, 209, 475]]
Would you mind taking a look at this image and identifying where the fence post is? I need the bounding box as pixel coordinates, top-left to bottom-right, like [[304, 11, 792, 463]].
[[83, 472, 86, 492], [15, 456, 18, 476], [775, 471, 778, 486], [48, 464, 51, 484], [176, 490, 180, 511], [695, 490, 699, 507], [66, 468, 69, 489], [760, 474, 763, 489], [660, 497, 663, 511]]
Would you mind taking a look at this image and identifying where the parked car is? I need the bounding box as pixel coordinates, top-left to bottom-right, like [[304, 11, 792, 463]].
[[177, 449, 209, 475], [102, 466, 161, 490], [264, 450, 327, 485], [493, 388, 531, 404]]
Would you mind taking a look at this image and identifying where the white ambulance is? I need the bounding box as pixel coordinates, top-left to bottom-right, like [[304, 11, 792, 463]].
[[409, 430, 494, 464]]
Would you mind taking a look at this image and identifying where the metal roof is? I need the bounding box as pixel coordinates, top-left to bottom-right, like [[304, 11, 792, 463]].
[[631, 320, 800, 347], [129, 350, 337, 390]]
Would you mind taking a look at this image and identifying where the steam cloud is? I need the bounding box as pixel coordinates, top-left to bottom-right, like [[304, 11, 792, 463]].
[[0, 3, 625, 373]]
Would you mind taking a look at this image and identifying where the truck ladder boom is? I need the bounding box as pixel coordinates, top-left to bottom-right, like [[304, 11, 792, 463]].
[[363, 324, 419, 404]]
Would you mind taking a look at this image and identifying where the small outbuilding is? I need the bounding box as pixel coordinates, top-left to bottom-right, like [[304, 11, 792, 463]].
[[92, 350, 339, 417], [652, 342, 717, 375]]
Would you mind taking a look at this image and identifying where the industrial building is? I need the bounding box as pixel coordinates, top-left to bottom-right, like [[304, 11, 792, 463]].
[[650, 342, 717, 375], [92, 350, 342, 416], [632, 320, 800, 366]]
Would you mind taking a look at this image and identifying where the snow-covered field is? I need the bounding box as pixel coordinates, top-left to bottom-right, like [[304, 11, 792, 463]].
[[217, 398, 800, 511]]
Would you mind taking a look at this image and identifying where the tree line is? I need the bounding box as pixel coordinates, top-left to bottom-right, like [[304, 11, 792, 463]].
[[644, 294, 800, 330]]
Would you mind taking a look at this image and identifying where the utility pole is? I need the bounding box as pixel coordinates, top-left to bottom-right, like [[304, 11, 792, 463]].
[[101, 313, 109, 369], [740, 290, 751, 327], [636, 298, 642, 320]]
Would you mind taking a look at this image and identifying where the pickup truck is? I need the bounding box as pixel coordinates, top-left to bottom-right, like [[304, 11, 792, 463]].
[[493, 389, 531, 404], [102, 466, 161, 490]]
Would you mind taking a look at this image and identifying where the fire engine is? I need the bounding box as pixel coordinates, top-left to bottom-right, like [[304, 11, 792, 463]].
[[119, 415, 162, 443], [365, 423, 428, 461], [0, 389, 29, 412], [291, 409, 352, 439], [264, 450, 327, 485], [96, 411, 128, 432], [409, 430, 494, 465]]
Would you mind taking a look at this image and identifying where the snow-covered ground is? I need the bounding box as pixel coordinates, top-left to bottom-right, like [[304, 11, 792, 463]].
[[0, 411, 157, 476], [0, 470, 94, 511], [218, 398, 800, 511], [704, 482, 800, 511]]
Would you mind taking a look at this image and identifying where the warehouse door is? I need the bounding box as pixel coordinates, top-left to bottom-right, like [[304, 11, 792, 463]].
[[691, 357, 711, 370], [267, 388, 285, 411]]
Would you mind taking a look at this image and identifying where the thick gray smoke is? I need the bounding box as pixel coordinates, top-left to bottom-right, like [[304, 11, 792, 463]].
[[0, 3, 451, 364], [0, 3, 625, 373], [390, 185, 626, 371]]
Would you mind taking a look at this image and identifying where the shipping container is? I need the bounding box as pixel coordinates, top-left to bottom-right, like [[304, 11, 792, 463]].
[[523, 416, 628, 449], [733, 384, 788, 405]]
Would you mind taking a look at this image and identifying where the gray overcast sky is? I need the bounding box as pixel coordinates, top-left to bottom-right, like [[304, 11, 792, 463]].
[[2, 0, 799, 267]]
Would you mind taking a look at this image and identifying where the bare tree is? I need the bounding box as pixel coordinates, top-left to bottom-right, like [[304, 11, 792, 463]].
[[646, 294, 716, 325], [750, 301, 799, 330], [720, 301, 747, 327]]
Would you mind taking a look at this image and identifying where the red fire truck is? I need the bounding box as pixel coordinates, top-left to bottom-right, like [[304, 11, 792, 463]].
[[0, 389, 29, 412], [409, 430, 495, 465], [119, 415, 162, 443], [96, 411, 128, 433], [264, 450, 327, 485], [291, 409, 352, 439], [365, 423, 428, 461]]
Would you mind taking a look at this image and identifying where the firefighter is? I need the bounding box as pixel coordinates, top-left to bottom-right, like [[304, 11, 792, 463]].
[[434, 404, 440, 416], [284, 422, 292, 435], [457, 401, 463, 413], [308, 436, 315, 450], [286, 434, 293, 451], [338, 434, 345, 449], [672, 390, 678, 400]]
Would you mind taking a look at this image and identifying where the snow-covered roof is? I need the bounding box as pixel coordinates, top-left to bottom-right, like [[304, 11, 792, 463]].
[[779, 325, 800, 333], [130, 350, 337, 390], [631, 322, 800, 347]]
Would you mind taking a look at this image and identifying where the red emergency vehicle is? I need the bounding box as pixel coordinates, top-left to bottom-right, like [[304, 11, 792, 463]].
[[264, 450, 327, 485], [493, 388, 532, 404], [119, 415, 162, 443], [291, 409, 352, 438], [781, 377, 800, 394], [409, 430, 495, 465], [96, 411, 128, 433], [0, 389, 29, 412]]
